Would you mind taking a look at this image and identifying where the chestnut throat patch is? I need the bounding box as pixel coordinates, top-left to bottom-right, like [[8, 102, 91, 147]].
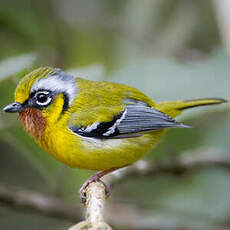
[[19, 107, 46, 139]]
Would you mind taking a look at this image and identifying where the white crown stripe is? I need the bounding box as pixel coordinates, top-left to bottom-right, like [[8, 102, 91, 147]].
[[31, 72, 78, 105]]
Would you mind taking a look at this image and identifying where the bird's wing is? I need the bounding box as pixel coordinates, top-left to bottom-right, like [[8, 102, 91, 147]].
[[69, 101, 189, 139]]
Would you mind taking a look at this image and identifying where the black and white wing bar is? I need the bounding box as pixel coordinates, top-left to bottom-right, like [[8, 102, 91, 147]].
[[70, 103, 190, 139]]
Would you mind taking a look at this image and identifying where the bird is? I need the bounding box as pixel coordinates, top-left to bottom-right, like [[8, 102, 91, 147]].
[[3, 66, 227, 200]]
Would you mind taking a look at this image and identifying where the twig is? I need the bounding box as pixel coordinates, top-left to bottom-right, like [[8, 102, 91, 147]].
[[68, 182, 112, 230], [0, 184, 81, 221], [105, 148, 230, 186]]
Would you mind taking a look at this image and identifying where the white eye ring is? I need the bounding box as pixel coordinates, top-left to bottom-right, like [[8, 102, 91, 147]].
[[35, 91, 52, 106], [35, 90, 50, 95]]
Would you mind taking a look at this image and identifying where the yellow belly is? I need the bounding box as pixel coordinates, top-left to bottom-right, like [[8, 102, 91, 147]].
[[39, 126, 165, 170]]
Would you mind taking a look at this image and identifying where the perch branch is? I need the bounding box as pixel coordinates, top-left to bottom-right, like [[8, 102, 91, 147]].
[[68, 181, 112, 230]]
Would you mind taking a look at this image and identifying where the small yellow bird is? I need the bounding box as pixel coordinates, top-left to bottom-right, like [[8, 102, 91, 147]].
[[3, 67, 227, 198]]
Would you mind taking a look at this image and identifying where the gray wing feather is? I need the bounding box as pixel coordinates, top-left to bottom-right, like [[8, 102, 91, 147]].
[[116, 104, 189, 135], [69, 102, 190, 139]]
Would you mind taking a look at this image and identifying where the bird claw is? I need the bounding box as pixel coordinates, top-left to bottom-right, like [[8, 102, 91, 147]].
[[99, 179, 111, 198], [79, 167, 121, 203], [79, 177, 111, 203]]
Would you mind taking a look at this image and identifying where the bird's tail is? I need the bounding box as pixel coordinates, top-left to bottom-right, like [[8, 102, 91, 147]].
[[156, 98, 227, 118]]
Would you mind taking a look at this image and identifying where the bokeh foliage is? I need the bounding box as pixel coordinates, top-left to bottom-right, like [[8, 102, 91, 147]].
[[0, 1, 229, 230]]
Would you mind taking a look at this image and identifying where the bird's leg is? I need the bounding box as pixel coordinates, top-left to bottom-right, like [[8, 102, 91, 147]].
[[79, 167, 120, 202]]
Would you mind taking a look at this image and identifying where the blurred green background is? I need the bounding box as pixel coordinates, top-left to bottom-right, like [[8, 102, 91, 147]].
[[0, 0, 230, 230]]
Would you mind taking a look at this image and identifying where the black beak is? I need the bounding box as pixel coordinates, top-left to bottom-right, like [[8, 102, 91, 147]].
[[2, 102, 24, 113]]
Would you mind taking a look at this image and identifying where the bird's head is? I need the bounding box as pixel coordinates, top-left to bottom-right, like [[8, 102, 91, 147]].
[[3, 67, 78, 138]]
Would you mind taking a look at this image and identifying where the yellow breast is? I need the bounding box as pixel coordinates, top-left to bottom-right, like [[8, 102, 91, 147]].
[[38, 122, 164, 170]]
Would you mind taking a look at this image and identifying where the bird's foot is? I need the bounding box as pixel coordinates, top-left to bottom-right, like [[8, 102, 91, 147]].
[[79, 176, 110, 203], [79, 167, 121, 203]]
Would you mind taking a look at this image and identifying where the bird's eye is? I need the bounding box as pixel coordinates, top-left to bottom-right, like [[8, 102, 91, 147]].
[[35, 92, 52, 106]]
